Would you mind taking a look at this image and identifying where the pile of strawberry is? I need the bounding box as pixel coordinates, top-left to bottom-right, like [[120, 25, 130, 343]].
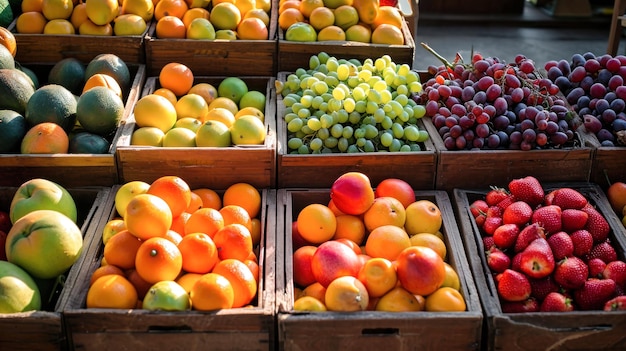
[[470, 175, 626, 312]]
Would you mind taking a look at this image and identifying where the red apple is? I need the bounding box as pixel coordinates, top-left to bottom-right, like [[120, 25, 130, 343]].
[[374, 178, 416, 208], [330, 172, 375, 216], [396, 245, 446, 296], [310, 240, 360, 288], [293, 245, 317, 288]]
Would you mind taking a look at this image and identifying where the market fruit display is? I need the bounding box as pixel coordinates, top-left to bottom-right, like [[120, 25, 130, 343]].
[[291, 171, 467, 312], [543, 52, 626, 147], [469, 175, 626, 312], [277, 52, 428, 154], [86, 176, 263, 311]]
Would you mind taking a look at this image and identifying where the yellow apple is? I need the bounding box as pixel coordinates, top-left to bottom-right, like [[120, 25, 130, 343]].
[[115, 180, 150, 217], [10, 178, 77, 225]]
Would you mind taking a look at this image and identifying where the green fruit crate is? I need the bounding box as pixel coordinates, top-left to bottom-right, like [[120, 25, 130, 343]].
[[0, 184, 111, 351], [275, 188, 483, 351], [453, 183, 626, 351], [57, 185, 277, 351], [143, 2, 278, 76], [113, 75, 277, 189], [275, 72, 437, 189], [0, 62, 146, 188]]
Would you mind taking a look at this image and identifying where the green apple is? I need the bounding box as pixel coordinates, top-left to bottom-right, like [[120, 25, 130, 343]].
[[285, 22, 317, 42], [9, 178, 77, 225], [6, 210, 83, 279], [115, 180, 151, 217], [0, 260, 41, 313]]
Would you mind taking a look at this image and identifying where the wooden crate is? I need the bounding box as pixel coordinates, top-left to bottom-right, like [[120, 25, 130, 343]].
[[422, 116, 594, 192], [580, 130, 626, 190], [277, 19, 415, 73], [7, 20, 148, 65], [0, 63, 146, 188], [275, 189, 483, 351], [275, 74, 437, 189], [418, 0, 525, 14], [0, 184, 111, 351], [453, 183, 626, 351], [114, 76, 277, 189], [143, 4, 278, 77], [58, 186, 277, 351]]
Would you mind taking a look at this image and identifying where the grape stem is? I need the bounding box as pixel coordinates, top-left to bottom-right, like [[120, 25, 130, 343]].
[[420, 42, 454, 69]]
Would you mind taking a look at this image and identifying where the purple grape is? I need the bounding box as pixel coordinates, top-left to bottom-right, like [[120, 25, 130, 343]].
[[536, 118, 548, 130], [425, 100, 439, 116], [595, 99, 610, 114], [439, 126, 450, 137], [601, 109, 617, 125], [449, 124, 463, 138], [451, 103, 466, 117], [439, 106, 452, 117], [557, 59, 571, 75], [455, 135, 467, 149], [606, 58, 622, 73], [584, 59, 601, 73], [583, 114, 602, 134], [567, 87, 585, 105], [577, 95, 591, 109], [459, 115, 475, 129], [510, 87, 524, 103], [445, 115, 459, 127], [616, 86, 626, 100], [496, 131, 509, 146], [443, 136, 456, 150], [610, 98, 625, 113], [536, 132, 548, 147], [597, 69, 613, 86], [606, 92, 617, 103], [583, 52, 597, 60], [473, 91, 487, 104], [474, 60, 490, 73], [555, 76, 572, 92], [571, 53, 586, 67], [433, 114, 447, 129], [463, 129, 475, 141], [590, 83, 607, 99], [522, 128, 536, 143], [438, 85, 452, 99], [428, 89, 440, 101], [492, 115, 510, 130], [493, 97, 508, 116], [462, 86, 476, 102], [613, 118, 626, 131], [510, 130, 522, 144], [609, 75, 624, 92], [547, 66, 562, 82], [472, 137, 484, 149], [475, 123, 490, 138], [486, 84, 502, 101], [569, 66, 587, 83], [546, 121, 559, 134], [550, 131, 569, 145], [483, 105, 496, 118], [597, 129, 615, 143], [486, 134, 500, 149]]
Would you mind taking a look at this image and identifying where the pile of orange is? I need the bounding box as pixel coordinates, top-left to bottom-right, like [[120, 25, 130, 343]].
[[291, 174, 467, 313], [86, 175, 263, 311]]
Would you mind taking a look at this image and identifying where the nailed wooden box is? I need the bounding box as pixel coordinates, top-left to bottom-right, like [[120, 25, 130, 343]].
[[275, 189, 483, 351], [276, 19, 415, 73], [114, 76, 277, 189], [453, 183, 626, 351], [57, 185, 277, 351], [579, 129, 626, 190], [143, 3, 278, 77], [0, 184, 111, 351], [275, 73, 437, 189], [7, 20, 148, 65], [0, 63, 146, 188], [421, 116, 594, 192]]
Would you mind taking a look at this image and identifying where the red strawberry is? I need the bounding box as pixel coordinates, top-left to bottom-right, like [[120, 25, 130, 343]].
[[574, 278, 616, 310], [588, 240, 618, 264], [511, 252, 522, 271], [540, 291, 574, 312], [487, 247, 511, 273], [496, 194, 516, 212], [518, 238, 556, 279], [530, 276, 559, 301], [508, 176, 544, 207], [547, 231, 574, 260], [587, 258, 607, 278], [475, 213, 486, 227], [482, 236, 496, 251], [501, 298, 540, 313], [493, 223, 520, 250], [482, 216, 503, 236], [485, 187, 510, 206], [470, 199, 489, 218], [604, 295, 626, 311], [570, 229, 594, 257], [554, 256, 588, 290], [496, 269, 532, 302], [550, 188, 588, 210], [502, 201, 533, 226], [602, 260, 626, 287], [513, 223, 546, 253], [581, 204, 610, 243], [561, 209, 589, 232], [531, 205, 562, 234], [486, 206, 503, 218]]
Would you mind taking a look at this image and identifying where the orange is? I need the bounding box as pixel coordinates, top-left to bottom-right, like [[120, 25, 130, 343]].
[[296, 203, 337, 244], [222, 182, 261, 218], [244, 258, 259, 283], [219, 204, 253, 232], [178, 232, 219, 273], [154, 0, 189, 20], [293, 296, 326, 311], [324, 275, 369, 312], [153, 87, 178, 106], [124, 193, 173, 241], [364, 225, 411, 261], [159, 62, 194, 97], [86, 274, 138, 309], [424, 287, 466, 312], [188, 83, 218, 106], [375, 285, 424, 312], [176, 272, 203, 292], [308, 6, 334, 31], [371, 23, 404, 45], [201, 107, 236, 127], [170, 211, 191, 235], [208, 96, 239, 115], [332, 214, 366, 246], [302, 281, 326, 304], [83, 73, 123, 98], [70, 2, 88, 29], [372, 5, 403, 28], [213, 223, 253, 261], [607, 181, 626, 213], [278, 0, 300, 14], [89, 264, 125, 286], [186, 192, 203, 213], [21, 122, 69, 154], [164, 229, 183, 245], [41, 0, 74, 20], [125, 268, 153, 300], [184, 207, 224, 238], [156, 15, 187, 38], [147, 175, 192, 218], [22, 0, 44, 12], [16, 12, 48, 34], [102, 218, 126, 245], [250, 217, 262, 246], [182, 7, 210, 28], [212, 258, 257, 308], [357, 257, 397, 298], [363, 196, 406, 232], [409, 232, 447, 260], [277, 7, 303, 31], [189, 272, 235, 310], [237, 17, 268, 40], [0, 27, 17, 57], [441, 262, 461, 291], [299, 0, 323, 18], [134, 236, 183, 284], [404, 200, 442, 235], [192, 188, 222, 209], [103, 229, 143, 270]]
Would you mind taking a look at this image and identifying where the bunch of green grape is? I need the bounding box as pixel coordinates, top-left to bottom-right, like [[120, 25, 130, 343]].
[[278, 52, 429, 154]]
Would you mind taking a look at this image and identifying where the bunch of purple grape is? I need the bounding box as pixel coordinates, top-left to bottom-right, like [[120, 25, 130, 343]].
[[544, 52, 626, 147], [417, 53, 578, 151]]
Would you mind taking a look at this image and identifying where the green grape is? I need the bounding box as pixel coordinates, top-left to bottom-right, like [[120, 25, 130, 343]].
[[363, 58, 374, 66], [364, 124, 378, 139], [347, 144, 359, 153], [311, 95, 324, 109], [300, 95, 314, 108], [328, 98, 343, 112], [398, 110, 410, 122], [362, 116, 376, 126], [365, 100, 379, 114], [413, 105, 426, 119], [287, 118, 304, 133], [400, 144, 412, 152], [389, 138, 402, 152], [406, 70, 419, 83], [313, 81, 329, 95], [347, 77, 359, 88], [343, 98, 356, 113], [307, 117, 322, 131], [364, 140, 375, 152], [324, 75, 339, 87], [295, 67, 308, 78], [410, 143, 421, 151], [354, 127, 366, 139], [297, 108, 311, 119], [298, 144, 310, 154], [317, 127, 330, 140], [403, 106, 414, 118], [396, 84, 409, 96], [352, 86, 366, 101], [320, 114, 334, 128], [380, 131, 393, 147], [373, 80, 387, 92], [335, 109, 349, 123], [349, 59, 361, 67], [342, 125, 354, 138], [357, 82, 370, 93], [313, 109, 325, 118], [389, 100, 404, 116], [349, 111, 362, 124], [313, 71, 327, 80], [324, 136, 338, 149], [356, 137, 366, 147], [354, 101, 367, 114], [381, 116, 393, 130], [332, 87, 346, 100], [321, 93, 333, 102], [326, 58, 339, 72], [302, 124, 314, 135], [287, 137, 303, 150], [374, 108, 386, 123], [374, 58, 386, 72], [416, 130, 429, 142], [391, 122, 404, 139], [302, 89, 316, 97], [394, 94, 409, 106], [319, 102, 328, 112], [404, 125, 419, 141], [384, 73, 395, 86], [397, 64, 411, 76], [316, 63, 329, 74], [358, 69, 372, 82], [393, 75, 407, 87], [330, 123, 344, 138], [367, 89, 382, 104], [310, 137, 323, 151], [380, 89, 392, 104], [282, 95, 298, 107], [284, 112, 298, 123], [295, 130, 306, 139], [409, 81, 422, 93], [382, 54, 392, 64], [317, 52, 330, 64], [337, 64, 350, 81], [337, 137, 349, 152], [338, 58, 348, 65]]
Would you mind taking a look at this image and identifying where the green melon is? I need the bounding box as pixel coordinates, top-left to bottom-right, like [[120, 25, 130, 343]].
[[48, 58, 86, 96], [85, 54, 131, 94], [25, 84, 77, 133], [0, 69, 36, 114], [0, 44, 14, 70], [0, 110, 27, 153], [76, 86, 124, 137], [68, 131, 111, 154]]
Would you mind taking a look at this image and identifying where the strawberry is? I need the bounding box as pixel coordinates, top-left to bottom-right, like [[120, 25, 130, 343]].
[[518, 238, 556, 279], [501, 298, 539, 313], [604, 295, 626, 311], [485, 187, 510, 206], [486, 206, 503, 218], [475, 213, 486, 227], [508, 176, 544, 207], [587, 258, 607, 278], [540, 291, 574, 312], [495, 194, 516, 212], [502, 201, 533, 226], [487, 247, 511, 273], [530, 276, 559, 301], [602, 260, 626, 287], [482, 216, 503, 236], [560, 209, 589, 232], [496, 269, 532, 302], [511, 252, 522, 271], [546, 231, 574, 260], [574, 278, 616, 310], [482, 236, 496, 251], [513, 223, 546, 253], [570, 229, 594, 257], [581, 204, 610, 243], [493, 223, 520, 250], [554, 256, 588, 290], [588, 240, 618, 264], [531, 205, 562, 234], [470, 199, 489, 218], [549, 188, 588, 210]]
